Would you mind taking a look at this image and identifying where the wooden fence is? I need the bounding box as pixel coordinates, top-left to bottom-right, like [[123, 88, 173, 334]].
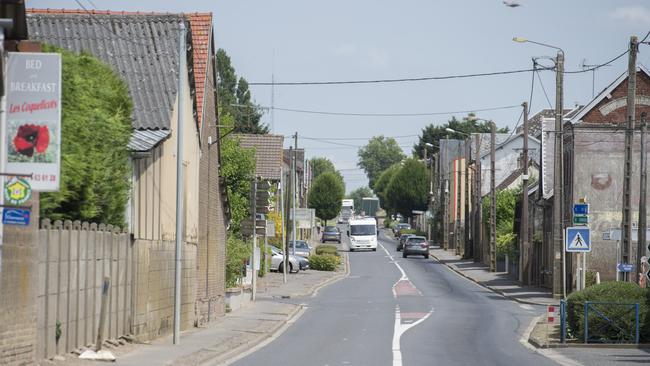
[[36, 220, 133, 359]]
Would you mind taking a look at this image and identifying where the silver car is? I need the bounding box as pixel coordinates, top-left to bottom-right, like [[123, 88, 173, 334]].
[[270, 246, 300, 273], [289, 240, 312, 258]]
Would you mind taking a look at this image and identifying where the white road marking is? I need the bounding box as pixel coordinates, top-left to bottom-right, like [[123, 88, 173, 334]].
[[519, 304, 534, 311], [392, 305, 433, 366]]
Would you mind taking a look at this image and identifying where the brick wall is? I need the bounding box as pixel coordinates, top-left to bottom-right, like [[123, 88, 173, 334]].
[[582, 71, 650, 123], [0, 194, 39, 365], [196, 50, 227, 326], [131, 239, 196, 341]]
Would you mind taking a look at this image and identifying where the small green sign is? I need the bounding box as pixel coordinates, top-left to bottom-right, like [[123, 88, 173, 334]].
[[4, 177, 32, 205], [573, 215, 589, 225]]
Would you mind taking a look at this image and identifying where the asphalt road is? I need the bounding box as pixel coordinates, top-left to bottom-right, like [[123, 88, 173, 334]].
[[234, 229, 559, 366]]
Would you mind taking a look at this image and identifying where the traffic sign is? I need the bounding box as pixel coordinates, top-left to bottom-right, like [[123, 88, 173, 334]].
[[617, 263, 634, 273], [2, 208, 30, 226], [566, 227, 591, 252], [573, 203, 589, 215], [573, 215, 589, 226]]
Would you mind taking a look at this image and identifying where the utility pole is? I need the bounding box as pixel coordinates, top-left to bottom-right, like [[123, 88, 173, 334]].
[[638, 112, 647, 284], [474, 135, 482, 262], [490, 123, 497, 272], [443, 137, 449, 250], [173, 21, 186, 345], [284, 147, 292, 276], [424, 147, 430, 241], [621, 35, 638, 282], [292, 133, 298, 257], [456, 154, 462, 255], [521, 101, 530, 284], [552, 49, 566, 298], [464, 139, 471, 258]]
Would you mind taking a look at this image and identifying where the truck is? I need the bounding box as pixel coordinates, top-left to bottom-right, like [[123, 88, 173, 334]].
[[347, 217, 378, 251], [361, 197, 379, 217], [339, 199, 354, 223]]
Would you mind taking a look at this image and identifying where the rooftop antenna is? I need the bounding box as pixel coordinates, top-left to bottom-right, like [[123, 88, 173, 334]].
[[581, 58, 611, 98]]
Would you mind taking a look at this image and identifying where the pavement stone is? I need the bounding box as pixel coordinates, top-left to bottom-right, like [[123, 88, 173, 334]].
[[430, 248, 556, 306], [41, 252, 348, 366]]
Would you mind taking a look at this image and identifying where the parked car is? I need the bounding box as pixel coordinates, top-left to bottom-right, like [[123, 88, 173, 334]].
[[288, 240, 312, 258], [394, 223, 411, 237], [321, 226, 342, 243], [396, 234, 415, 251], [270, 246, 300, 273], [294, 255, 310, 271], [402, 236, 429, 259]]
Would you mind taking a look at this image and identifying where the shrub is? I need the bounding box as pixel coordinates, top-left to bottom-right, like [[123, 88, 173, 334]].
[[316, 245, 339, 256], [309, 254, 339, 271], [567, 281, 649, 341], [226, 235, 251, 288]]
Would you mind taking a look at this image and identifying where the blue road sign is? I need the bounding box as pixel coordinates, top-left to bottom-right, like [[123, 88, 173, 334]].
[[566, 226, 591, 252], [573, 203, 589, 215], [2, 208, 30, 226], [617, 263, 634, 273]]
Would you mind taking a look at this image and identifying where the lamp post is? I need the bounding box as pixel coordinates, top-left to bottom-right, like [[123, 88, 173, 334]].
[[514, 36, 566, 297]]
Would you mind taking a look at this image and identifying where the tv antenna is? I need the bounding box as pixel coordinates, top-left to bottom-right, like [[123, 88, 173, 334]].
[[581, 58, 611, 98]]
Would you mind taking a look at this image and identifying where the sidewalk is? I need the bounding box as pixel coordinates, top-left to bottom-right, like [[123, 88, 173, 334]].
[[45, 253, 348, 366], [430, 248, 556, 306]]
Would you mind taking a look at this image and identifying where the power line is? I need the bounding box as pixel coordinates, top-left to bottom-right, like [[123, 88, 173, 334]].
[[536, 69, 554, 109], [249, 68, 540, 86], [301, 134, 418, 140]]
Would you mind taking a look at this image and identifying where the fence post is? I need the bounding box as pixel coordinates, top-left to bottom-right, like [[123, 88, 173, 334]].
[[96, 277, 110, 352], [584, 302, 589, 343], [634, 302, 639, 344]]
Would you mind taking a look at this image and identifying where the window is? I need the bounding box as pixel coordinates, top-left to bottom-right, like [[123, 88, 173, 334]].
[[350, 224, 376, 236]]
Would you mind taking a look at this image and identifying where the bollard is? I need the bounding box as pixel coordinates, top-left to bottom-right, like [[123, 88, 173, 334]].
[[96, 277, 110, 352]]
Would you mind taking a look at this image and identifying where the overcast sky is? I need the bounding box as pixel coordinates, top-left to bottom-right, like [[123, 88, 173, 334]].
[[33, 0, 650, 192]]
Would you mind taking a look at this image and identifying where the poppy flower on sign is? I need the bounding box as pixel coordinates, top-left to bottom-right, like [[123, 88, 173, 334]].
[[12, 124, 50, 157]]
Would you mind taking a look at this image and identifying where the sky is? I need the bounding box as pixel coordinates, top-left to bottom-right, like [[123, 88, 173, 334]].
[[33, 0, 650, 192]]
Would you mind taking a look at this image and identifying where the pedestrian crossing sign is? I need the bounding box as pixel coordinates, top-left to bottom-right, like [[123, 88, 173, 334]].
[[566, 227, 591, 252]]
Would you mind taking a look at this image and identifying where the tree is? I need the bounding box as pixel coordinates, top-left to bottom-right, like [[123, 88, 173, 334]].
[[216, 49, 268, 134], [385, 159, 428, 218], [40, 47, 132, 227], [308, 171, 345, 225], [310, 157, 343, 182], [357, 136, 406, 189], [413, 114, 510, 159], [219, 113, 257, 233], [347, 186, 373, 214], [373, 164, 400, 216]]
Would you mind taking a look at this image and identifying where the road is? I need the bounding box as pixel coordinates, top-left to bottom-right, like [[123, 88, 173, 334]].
[[234, 229, 559, 366]]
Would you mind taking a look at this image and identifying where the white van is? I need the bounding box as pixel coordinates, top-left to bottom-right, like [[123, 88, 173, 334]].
[[347, 217, 378, 251]]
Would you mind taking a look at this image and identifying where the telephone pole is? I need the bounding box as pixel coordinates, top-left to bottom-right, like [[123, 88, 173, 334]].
[[474, 135, 482, 262], [490, 122, 497, 272], [521, 101, 530, 284], [292, 132, 298, 256], [443, 136, 450, 250], [464, 139, 471, 258], [456, 155, 462, 254], [552, 49, 565, 298], [638, 112, 648, 284], [621, 35, 638, 282]]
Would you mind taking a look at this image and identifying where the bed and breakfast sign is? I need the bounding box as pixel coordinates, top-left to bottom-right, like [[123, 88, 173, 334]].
[[3, 52, 61, 192]]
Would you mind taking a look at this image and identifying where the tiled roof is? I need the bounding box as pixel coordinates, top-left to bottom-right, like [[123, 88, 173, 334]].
[[516, 107, 582, 138], [188, 13, 212, 128], [471, 133, 511, 160], [27, 9, 186, 131], [235, 134, 284, 180], [284, 149, 305, 173]]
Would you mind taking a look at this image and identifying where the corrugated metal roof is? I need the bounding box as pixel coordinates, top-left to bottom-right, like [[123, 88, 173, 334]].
[[235, 134, 284, 181], [27, 10, 184, 131], [128, 129, 171, 152]]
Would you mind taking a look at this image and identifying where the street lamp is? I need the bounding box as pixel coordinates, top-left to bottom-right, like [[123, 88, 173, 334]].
[[514, 36, 565, 298]]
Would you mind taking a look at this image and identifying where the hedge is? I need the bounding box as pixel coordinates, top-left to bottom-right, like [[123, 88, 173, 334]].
[[316, 245, 339, 256], [567, 281, 650, 341], [309, 254, 339, 271]]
